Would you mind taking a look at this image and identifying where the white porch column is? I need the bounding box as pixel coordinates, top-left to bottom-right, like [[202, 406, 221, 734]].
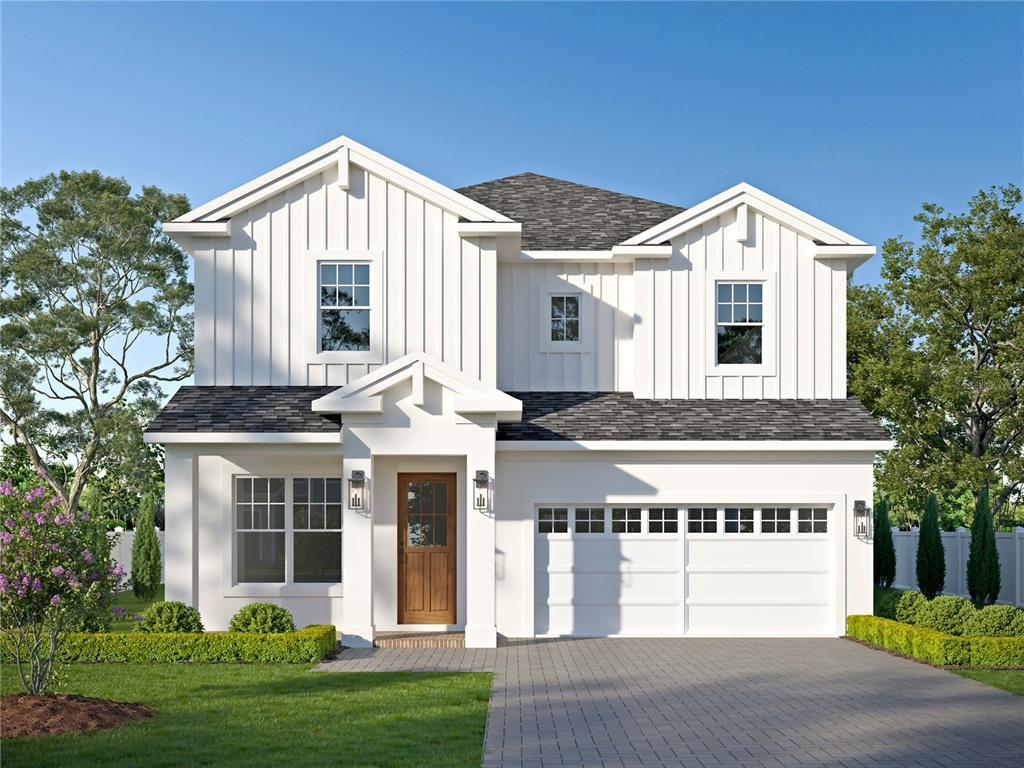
[[163, 446, 197, 606], [464, 443, 497, 648], [341, 434, 374, 647]]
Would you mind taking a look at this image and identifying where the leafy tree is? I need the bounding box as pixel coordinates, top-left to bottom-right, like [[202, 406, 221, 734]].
[[873, 499, 896, 588], [131, 493, 162, 600], [0, 171, 191, 513], [966, 486, 1001, 607], [916, 494, 945, 599], [848, 185, 1024, 518]]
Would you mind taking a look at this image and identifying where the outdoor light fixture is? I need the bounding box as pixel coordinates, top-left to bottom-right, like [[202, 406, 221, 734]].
[[348, 470, 367, 511], [473, 470, 491, 511], [854, 499, 871, 538]]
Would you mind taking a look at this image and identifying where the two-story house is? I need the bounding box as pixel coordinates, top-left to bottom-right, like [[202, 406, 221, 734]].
[[146, 135, 889, 647]]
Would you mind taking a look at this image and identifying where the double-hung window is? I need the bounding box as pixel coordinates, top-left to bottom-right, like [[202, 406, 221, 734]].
[[716, 282, 764, 365], [234, 476, 343, 585], [550, 295, 580, 342], [319, 263, 371, 352]]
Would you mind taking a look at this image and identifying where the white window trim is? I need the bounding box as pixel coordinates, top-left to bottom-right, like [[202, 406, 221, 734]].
[[309, 250, 383, 364], [538, 281, 594, 354], [704, 271, 777, 376], [221, 467, 344, 598]]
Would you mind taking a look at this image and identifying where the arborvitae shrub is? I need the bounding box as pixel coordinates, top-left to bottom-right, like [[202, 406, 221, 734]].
[[916, 494, 945, 599], [966, 486, 1001, 608], [131, 493, 162, 600], [873, 499, 896, 588]]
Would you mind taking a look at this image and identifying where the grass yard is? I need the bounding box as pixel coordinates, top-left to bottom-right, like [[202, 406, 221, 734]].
[[953, 668, 1024, 696], [1, 663, 493, 767], [109, 585, 164, 631]]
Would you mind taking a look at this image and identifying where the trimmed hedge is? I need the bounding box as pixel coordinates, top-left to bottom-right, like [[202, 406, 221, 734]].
[[1, 625, 336, 664], [847, 615, 1024, 667]]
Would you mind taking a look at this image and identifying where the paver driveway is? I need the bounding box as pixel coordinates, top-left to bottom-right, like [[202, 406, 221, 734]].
[[316, 637, 1023, 768]]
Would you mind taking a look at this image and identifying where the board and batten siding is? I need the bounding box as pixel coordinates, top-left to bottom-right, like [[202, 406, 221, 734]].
[[496, 208, 847, 399], [191, 164, 497, 387]]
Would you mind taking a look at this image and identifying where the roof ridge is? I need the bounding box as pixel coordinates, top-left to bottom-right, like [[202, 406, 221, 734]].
[[457, 171, 685, 211]]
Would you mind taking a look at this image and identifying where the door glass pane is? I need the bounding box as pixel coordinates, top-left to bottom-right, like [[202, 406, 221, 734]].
[[406, 480, 448, 547]]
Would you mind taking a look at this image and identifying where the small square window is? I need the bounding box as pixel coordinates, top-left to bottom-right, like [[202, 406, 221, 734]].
[[575, 507, 605, 534], [538, 507, 568, 534], [687, 507, 717, 533], [648, 508, 678, 534], [550, 294, 581, 343], [798, 508, 828, 533], [612, 507, 641, 533], [724, 507, 754, 533], [761, 507, 792, 534]]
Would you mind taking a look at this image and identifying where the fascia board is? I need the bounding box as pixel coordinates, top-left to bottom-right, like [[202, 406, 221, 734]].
[[162, 221, 231, 237], [144, 432, 342, 445], [456, 222, 522, 237], [496, 440, 893, 452]]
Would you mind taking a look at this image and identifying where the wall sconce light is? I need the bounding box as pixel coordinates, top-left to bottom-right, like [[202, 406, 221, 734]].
[[349, 470, 367, 511], [473, 470, 491, 511], [854, 499, 871, 538]]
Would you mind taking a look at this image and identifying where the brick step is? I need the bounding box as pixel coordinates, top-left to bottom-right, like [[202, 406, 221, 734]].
[[372, 632, 465, 649]]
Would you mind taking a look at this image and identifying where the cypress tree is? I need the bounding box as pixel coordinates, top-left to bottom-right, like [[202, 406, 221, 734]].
[[131, 493, 163, 600], [873, 499, 897, 588], [966, 486, 1001, 608], [916, 494, 945, 599]]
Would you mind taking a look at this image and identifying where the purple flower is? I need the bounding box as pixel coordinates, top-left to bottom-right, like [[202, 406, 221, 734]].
[[0, 479, 14, 496], [51, 565, 65, 577], [21, 510, 30, 519], [81, 550, 94, 564], [131, 613, 143, 622], [67, 576, 81, 589], [0, 574, 8, 593], [34, 511, 46, 525], [3, 518, 14, 530], [111, 563, 125, 578], [31, 578, 42, 592], [50, 595, 61, 606], [18, 526, 30, 540], [79, 510, 89, 521], [24, 486, 46, 502], [0, 532, 11, 544], [112, 606, 127, 616]]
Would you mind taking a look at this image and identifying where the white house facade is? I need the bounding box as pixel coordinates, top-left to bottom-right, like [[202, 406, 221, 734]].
[[147, 134, 889, 647]]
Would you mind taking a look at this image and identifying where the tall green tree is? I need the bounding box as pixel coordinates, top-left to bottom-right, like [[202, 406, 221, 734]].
[[131, 493, 162, 600], [848, 185, 1024, 519], [916, 494, 946, 600], [0, 171, 191, 513], [873, 499, 896, 588], [966, 486, 1001, 607]]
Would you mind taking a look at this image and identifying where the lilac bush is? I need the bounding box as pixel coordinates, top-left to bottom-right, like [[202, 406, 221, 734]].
[[0, 480, 124, 693]]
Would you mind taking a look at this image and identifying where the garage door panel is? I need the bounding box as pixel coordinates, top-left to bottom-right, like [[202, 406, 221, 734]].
[[541, 571, 682, 603], [688, 603, 833, 636], [686, 539, 831, 568], [542, 603, 683, 637], [543, 538, 680, 568], [687, 571, 830, 602]]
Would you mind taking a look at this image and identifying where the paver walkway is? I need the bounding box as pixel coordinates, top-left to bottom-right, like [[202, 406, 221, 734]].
[[316, 637, 1024, 768]]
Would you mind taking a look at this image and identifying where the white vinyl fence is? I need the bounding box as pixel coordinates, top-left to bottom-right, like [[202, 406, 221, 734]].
[[892, 526, 1024, 607], [107, 529, 165, 585]]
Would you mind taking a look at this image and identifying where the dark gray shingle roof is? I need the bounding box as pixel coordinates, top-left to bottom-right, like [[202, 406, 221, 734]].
[[457, 172, 685, 250], [497, 392, 888, 442], [146, 386, 339, 433]]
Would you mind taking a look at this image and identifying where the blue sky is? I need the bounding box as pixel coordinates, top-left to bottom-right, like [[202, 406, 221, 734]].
[[2, 1, 1022, 289]]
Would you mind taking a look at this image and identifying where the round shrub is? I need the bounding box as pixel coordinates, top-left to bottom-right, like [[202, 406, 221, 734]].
[[137, 600, 204, 633], [961, 604, 1024, 637], [894, 590, 927, 624], [916, 595, 976, 635], [228, 602, 295, 634]]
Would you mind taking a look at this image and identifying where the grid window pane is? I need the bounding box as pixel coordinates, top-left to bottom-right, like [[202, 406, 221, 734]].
[[550, 294, 582, 342], [575, 507, 605, 534], [538, 507, 568, 534], [294, 531, 341, 583], [320, 261, 371, 352], [798, 507, 828, 533], [687, 508, 717, 533], [235, 476, 285, 586], [716, 281, 764, 365], [612, 507, 641, 533], [648, 507, 679, 533], [761, 507, 792, 533], [237, 532, 285, 583], [724, 507, 754, 533]]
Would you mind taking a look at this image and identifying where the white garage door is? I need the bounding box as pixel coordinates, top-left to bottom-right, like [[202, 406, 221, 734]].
[[534, 505, 837, 637]]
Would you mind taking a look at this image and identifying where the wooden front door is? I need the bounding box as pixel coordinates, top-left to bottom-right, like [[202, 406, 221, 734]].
[[398, 473, 456, 624]]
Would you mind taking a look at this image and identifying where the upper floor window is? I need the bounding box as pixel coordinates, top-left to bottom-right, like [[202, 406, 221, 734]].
[[550, 295, 580, 343], [716, 282, 763, 365], [319, 263, 370, 352]]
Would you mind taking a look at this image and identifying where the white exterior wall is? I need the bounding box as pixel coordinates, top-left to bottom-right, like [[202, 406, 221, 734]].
[[494, 449, 875, 638], [495, 209, 848, 398], [191, 164, 497, 388]]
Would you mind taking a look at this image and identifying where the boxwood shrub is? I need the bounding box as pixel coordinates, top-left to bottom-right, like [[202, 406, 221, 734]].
[[915, 595, 976, 636], [846, 615, 1024, 667], [873, 587, 905, 620], [229, 603, 296, 634], [0, 625, 336, 664], [961, 604, 1024, 637], [894, 590, 927, 624], [137, 601, 204, 633]]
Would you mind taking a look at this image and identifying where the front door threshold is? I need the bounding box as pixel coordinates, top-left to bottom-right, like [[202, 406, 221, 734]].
[[373, 631, 465, 648]]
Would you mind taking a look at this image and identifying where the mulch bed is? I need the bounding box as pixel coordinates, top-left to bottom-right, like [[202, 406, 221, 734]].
[[1, 693, 154, 738]]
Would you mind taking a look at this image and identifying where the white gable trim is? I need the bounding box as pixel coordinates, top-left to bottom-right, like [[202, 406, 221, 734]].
[[311, 352, 523, 421], [623, 183, 867, 248], [170, 134, 511, 228]]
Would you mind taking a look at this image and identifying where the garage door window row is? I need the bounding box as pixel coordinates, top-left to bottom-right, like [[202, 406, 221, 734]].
[[538, 506, 828, 535]]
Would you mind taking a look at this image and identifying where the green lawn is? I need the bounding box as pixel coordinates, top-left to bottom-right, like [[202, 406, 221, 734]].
[[109, 585, 163, 631], [953, 668, 1024, 696], [1, 663, 493, 767]]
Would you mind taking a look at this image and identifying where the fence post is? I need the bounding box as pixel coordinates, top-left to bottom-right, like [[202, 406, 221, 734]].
[[1016, 527, 1023, 608], [955, 527, 968, 598]]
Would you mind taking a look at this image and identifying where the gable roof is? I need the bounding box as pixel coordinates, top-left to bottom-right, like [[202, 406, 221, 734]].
[[168, 134, 511, 230], [145, 386, 339, 433], [457, 172, 685, 250]]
